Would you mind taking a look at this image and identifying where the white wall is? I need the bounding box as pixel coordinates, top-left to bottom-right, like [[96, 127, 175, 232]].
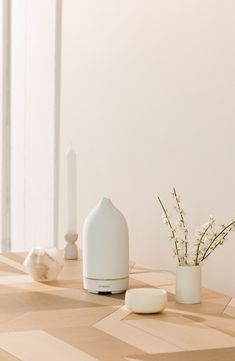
[[59, 0, 235, 296]]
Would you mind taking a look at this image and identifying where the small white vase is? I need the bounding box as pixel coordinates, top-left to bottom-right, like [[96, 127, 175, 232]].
[[176, 265, 201, 304]]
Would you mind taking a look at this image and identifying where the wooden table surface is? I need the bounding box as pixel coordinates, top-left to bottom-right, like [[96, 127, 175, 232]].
[[0, 252, 234, 361]]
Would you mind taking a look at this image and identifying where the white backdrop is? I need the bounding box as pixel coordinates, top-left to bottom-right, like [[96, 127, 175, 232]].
[[59, 0, 235, 296]]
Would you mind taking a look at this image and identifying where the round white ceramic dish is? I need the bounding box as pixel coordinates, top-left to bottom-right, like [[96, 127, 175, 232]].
[[125, 287, 167, 313]]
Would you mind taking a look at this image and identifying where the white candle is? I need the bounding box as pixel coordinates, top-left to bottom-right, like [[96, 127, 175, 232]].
[[67, 143, 77, 234]]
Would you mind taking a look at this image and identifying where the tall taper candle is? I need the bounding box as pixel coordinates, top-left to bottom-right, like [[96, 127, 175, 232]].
[[67, 143, 77, 234]]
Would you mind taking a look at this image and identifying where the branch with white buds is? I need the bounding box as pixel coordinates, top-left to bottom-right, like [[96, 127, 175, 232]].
[[157, 189, 235, 266]]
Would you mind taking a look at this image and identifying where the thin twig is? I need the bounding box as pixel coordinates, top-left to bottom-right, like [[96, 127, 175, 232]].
[[202, 225, 233, 261], [201, 221, 235, 261], [157, 195, 180, 263], [173, 187, 188, 263], [195, 223, 212, 265]]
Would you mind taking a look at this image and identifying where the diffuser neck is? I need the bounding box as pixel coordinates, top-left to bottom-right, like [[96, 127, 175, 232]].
[[100, 197, 112, 206]]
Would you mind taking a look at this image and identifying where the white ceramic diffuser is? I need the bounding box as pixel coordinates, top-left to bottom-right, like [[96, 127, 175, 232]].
[[83, 197, 129, 294]]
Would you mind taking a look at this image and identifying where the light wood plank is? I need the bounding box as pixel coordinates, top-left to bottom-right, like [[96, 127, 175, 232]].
[[125, 315, 235, 350], [125, 347, 235, 361], [94, 306, 181, 354], [0, 330, 99, 361]]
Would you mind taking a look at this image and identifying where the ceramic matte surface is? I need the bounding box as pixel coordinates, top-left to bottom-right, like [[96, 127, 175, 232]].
[[125, 288, 167, 313], [83, 197, 129, 293], [176, 265, 201, 304], [64, 233, 78, 260]]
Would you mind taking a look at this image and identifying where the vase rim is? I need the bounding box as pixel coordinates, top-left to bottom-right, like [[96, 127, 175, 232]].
[[177, 264, 201, 268]]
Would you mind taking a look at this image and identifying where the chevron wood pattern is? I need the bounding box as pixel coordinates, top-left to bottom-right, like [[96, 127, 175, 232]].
[[0, 252, 233, 361]]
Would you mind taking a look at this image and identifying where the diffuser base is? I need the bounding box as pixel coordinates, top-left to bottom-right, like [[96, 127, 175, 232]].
[[83, 277, 128, 294]]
